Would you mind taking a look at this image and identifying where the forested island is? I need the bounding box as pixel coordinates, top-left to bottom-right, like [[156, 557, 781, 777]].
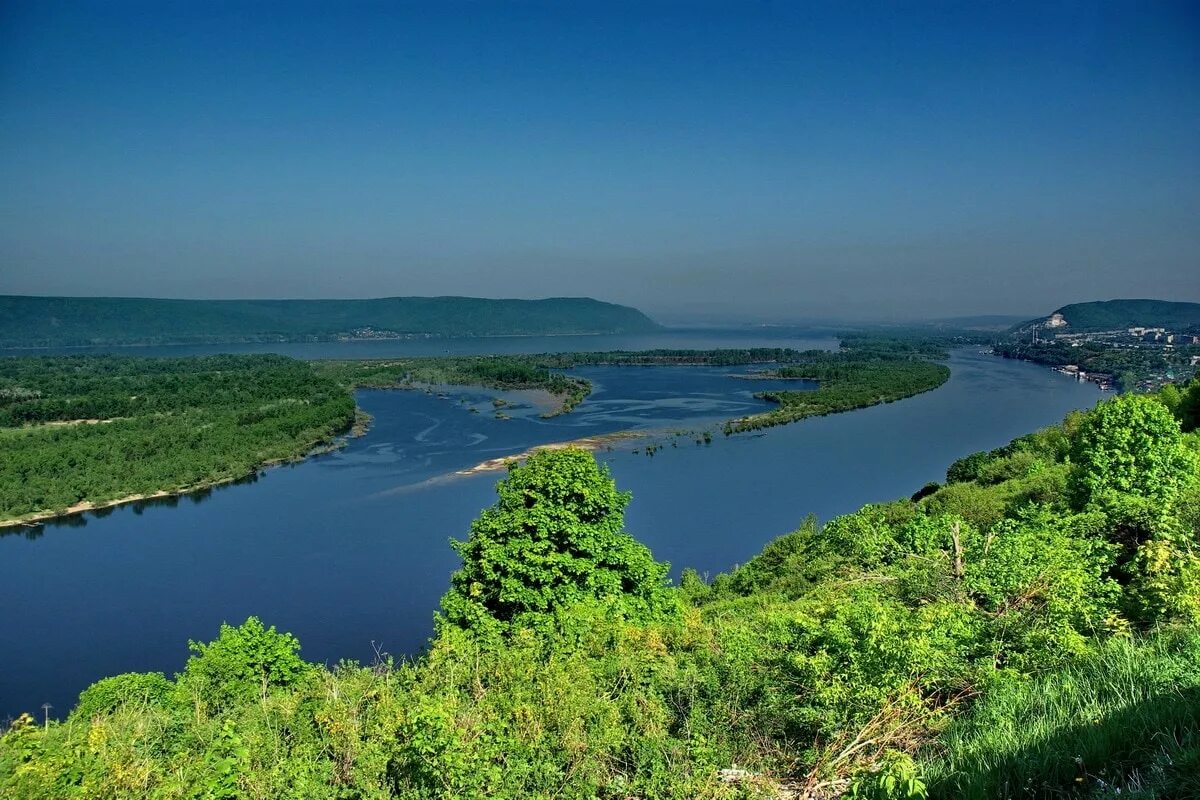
[[0, 295, 660, 348], [1, 343, 953, 526], [2, 383, 1198, 798], [0, 355, 358, 526]]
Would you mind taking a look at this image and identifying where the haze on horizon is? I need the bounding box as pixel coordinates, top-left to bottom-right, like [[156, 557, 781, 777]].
[[1, 1, 1197, 323]]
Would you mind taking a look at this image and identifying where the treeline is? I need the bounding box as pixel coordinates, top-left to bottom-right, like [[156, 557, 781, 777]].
[[0, 355, 355, 524], [725, 352, 951, 433], [3, 386, 1198, 798], [1034, 299, 1200, 333], [0, 295, 660, 347]]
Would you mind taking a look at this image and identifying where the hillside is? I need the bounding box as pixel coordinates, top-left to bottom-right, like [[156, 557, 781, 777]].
[[0, 295, 660, 347], [1017, 299, 1200, 333]]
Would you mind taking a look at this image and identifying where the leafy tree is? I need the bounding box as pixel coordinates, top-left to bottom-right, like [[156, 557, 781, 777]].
[[1068, 394, 1196, 513], [439, 448, 672, 635], [177, 617, 309, 712], [69, 672, 173, 723], [945, 451, 991, 484], [1173, 380, 1200, 432]]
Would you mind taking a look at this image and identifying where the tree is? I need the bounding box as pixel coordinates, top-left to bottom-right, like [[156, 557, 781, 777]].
[[177, 617, 309, 712], [439, 448, 672, 635], [1068, 394, 1196, 513], [1174, 380, 1200, 433]]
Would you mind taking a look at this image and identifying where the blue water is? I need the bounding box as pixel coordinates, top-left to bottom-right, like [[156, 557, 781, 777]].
[[0, 346, 1101, 718]]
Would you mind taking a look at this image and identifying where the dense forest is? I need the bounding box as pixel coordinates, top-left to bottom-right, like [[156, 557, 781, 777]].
[[0, 355, 356, 524], [2, 383, 1198, 798], [0, 295, 660, 347]]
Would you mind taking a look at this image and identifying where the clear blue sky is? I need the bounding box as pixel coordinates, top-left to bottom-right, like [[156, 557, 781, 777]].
[[1, 1, 1197, 321]]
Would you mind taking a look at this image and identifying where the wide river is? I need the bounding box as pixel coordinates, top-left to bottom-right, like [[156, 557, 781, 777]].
[[0, 331, 1101, 717]]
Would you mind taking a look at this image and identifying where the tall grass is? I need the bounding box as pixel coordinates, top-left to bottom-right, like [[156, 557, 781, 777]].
[[924, 629, 1200, 799]]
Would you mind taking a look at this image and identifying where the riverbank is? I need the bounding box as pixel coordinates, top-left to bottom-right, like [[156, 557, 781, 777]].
[[0, 412, 374, 530]]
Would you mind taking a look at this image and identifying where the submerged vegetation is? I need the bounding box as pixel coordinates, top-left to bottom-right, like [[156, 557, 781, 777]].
[[3, 383, 1198, 798]]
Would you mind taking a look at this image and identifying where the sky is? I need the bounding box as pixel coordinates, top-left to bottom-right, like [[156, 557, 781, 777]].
[[1, 1, 1198, 322]]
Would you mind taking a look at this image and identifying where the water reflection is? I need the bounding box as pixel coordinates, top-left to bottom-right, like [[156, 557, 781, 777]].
[[3, 473, 263, 540]]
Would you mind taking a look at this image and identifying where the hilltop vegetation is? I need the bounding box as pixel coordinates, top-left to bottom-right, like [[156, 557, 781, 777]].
[[1021, 299, 1200, 333], [3, 385, 1199, 798], [0, 295, 660, 347]]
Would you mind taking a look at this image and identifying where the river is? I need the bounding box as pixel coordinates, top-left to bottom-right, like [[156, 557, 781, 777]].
[[0, 338, 1101, 718]]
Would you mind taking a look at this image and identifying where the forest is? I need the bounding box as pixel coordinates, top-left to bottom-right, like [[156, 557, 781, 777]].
[[2, 381, 1198, 799], [0, 355, 356, 524]]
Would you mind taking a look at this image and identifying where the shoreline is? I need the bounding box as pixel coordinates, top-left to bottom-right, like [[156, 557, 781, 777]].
[[0, 412, 372, 530]]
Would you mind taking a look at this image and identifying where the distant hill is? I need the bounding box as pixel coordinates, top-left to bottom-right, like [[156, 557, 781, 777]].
[[0, 295, 661, 348], [1015, 299, 1200, 334]]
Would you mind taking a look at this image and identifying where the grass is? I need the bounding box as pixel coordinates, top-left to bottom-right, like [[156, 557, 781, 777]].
[[923, 628, 1200, 799]]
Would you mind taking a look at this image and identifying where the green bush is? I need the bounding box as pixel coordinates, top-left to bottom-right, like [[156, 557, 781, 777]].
[[438, 448, 674, 637]]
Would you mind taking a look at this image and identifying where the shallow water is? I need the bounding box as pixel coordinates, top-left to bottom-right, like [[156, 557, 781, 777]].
[[0, 347, 1100, 718]]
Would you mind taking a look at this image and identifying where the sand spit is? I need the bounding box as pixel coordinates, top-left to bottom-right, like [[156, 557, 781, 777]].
[[455, 430, 645, 476]]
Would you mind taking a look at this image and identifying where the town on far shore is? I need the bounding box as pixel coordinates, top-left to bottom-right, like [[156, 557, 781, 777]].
[[992, 301, 1200, 393]]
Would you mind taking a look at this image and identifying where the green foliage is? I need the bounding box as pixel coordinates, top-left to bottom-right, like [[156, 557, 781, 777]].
[[439, 449, 673, 635], [1068, 393, 1196, 511], [0, 355, 355, 523], [725, 353, 950, 433], [69, 672, 173, 723], [177, 617, 310, 713], [945, 450, 991, 483], [925, 630, 1200, 799], [1162, 378, 1200, 432], [849, 752, 927, 800]]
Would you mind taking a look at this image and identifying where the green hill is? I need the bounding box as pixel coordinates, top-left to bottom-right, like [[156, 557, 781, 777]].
[[1018, 299, 1200, 333], [0, 295, 660, 347]]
